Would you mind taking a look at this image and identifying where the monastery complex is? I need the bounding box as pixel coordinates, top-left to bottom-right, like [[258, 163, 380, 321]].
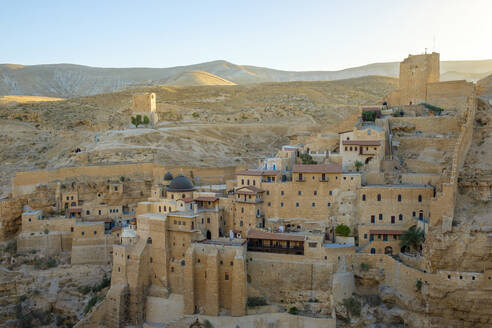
[[1, 53, 491, 328]]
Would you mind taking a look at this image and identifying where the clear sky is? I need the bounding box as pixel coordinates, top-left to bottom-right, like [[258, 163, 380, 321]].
[[1, 0, 491, 71]]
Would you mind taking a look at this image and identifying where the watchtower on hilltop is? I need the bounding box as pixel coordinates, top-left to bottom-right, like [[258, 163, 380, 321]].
[[399, 52, 440, 105]]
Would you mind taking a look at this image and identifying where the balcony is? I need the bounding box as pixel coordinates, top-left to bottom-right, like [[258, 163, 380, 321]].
[[247, 244, 304, 255]]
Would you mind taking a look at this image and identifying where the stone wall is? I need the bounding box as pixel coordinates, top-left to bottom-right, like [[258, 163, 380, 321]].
[[0, 198, 23, 240], [389, 116, 460, 135], [399, 52, 440, 105], [426, 80, 475, 115], [11, 163, 240, 197]]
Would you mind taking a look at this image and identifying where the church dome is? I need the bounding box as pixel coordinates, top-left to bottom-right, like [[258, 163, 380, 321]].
[[167, 174, 194, 192], [164, 172, 174, 181]]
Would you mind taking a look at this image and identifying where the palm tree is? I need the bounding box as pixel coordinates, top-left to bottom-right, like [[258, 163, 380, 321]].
[[399, 226, 425, 254]]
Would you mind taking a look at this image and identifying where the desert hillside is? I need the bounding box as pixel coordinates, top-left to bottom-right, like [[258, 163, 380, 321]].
[[1, 59, 491, 98], [0, 76, 397, 198]]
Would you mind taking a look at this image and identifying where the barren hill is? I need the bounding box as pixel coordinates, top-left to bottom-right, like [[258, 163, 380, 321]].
[[162, 70, 236, 86], [0, 76, 397, 198], [1, 59, 491, 98]]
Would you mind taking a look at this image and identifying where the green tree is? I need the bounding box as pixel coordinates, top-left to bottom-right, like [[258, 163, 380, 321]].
[[399, 226, 425, 254], [143, 115, 150, 125], [362, 110, 378, 121], [131, 115, 143, 127], [335, 224, 351, 237], [354, 160, 363, 172], [300, 153, 316, 164]]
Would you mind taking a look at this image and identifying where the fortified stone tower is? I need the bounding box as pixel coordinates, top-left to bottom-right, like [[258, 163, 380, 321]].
[[399, 52, 440, 105], [132, 92, 156, 112], [131, 92, 158, 127]]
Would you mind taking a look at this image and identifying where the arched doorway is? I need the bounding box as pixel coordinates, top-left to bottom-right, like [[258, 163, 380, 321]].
[[206, 230, 211, 240], [147, 237, 152, 244], [365, 157, 373, 164], [385, 246, 393, 255], [370, 248, 376, 254]]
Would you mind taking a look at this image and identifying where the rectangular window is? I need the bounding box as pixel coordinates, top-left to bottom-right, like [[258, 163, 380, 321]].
[[371, 215, 375, 223], [391, 216, 395, 224], [362, 194, 366, 201], [280, 202, 284, 207], [379, 214, 383, 221], [312, 202, 315, 207], [328, 202, 331, 207], [308, 242, 317, 248], [298, 191, 302, 196], [225, 273, 229, 280], [364, 233, 367, 239], [314, 190, 317, 196], [296, 202, 299, 207]]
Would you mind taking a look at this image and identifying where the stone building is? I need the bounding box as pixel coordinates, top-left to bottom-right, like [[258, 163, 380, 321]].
[[132, 92, 158, 127]]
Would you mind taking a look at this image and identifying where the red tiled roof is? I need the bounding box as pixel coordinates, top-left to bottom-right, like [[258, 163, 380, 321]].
[[236, 186, 264, 195], [342, 140, 381, 146], [194, 196, 218, 202], [236, 170, 279, 176], [179, 197, 194, 203], [292, 164, 341, 173], [247, 229, 306, 242], [369, 230, 404, 235]]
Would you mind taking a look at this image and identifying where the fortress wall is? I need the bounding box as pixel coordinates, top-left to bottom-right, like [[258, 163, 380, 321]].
[[426, 80, 475, 115], [11, 163, 241, 197], [401, 173, 442, 186], [429, 94, 476, 227], [71, 224, 112, 265], [355, 254, 488, 300], [247, 252, 335, 305], [17, 233, 64, 255], [405, 160, 443, 174], [397, 136, 457, 153], [388, 116, 460, 135]]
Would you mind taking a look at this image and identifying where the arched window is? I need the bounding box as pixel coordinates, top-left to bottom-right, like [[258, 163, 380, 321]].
[[147, 237, 152, 244], [377, 194, 381, 201], [418, 195, 422, 202], [399, 214, 403, 221], [398, 194, 402, 202]]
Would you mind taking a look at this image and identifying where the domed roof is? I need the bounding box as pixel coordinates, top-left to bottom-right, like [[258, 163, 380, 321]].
[[167, 174, 194, 192], [164, 172, 174, 181]]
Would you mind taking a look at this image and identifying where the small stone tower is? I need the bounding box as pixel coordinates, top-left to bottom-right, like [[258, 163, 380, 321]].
[[399, 52, 440, 105], [132, 92, 158, 127]]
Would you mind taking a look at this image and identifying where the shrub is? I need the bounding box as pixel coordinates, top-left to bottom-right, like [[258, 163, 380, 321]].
[[299, 153, 316, 164], [44, 229, 49, 235], [203, 319, 214, 328], [143, 115, 150, 125], [362, 110, 379, 121], [420, 103, 443, 115], [360, 262, 371, 272], [354, 160, 363, 172], [84, 295, 103, 314], [34, 257, 58, 270], [416, 279, 423, 291], [335, 224, 351, 237], [5, 240, 17, 254], [288, 306, 299, 315], [343, 297, 361, 317], [247, 296, 268, 307], [78, 285, 92, 295], [192, 112, 200, 118], [92, 274, 111, 293]]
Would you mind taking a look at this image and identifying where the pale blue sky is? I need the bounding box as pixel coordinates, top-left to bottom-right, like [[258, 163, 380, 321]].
[[1, 0, 491, 70]]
